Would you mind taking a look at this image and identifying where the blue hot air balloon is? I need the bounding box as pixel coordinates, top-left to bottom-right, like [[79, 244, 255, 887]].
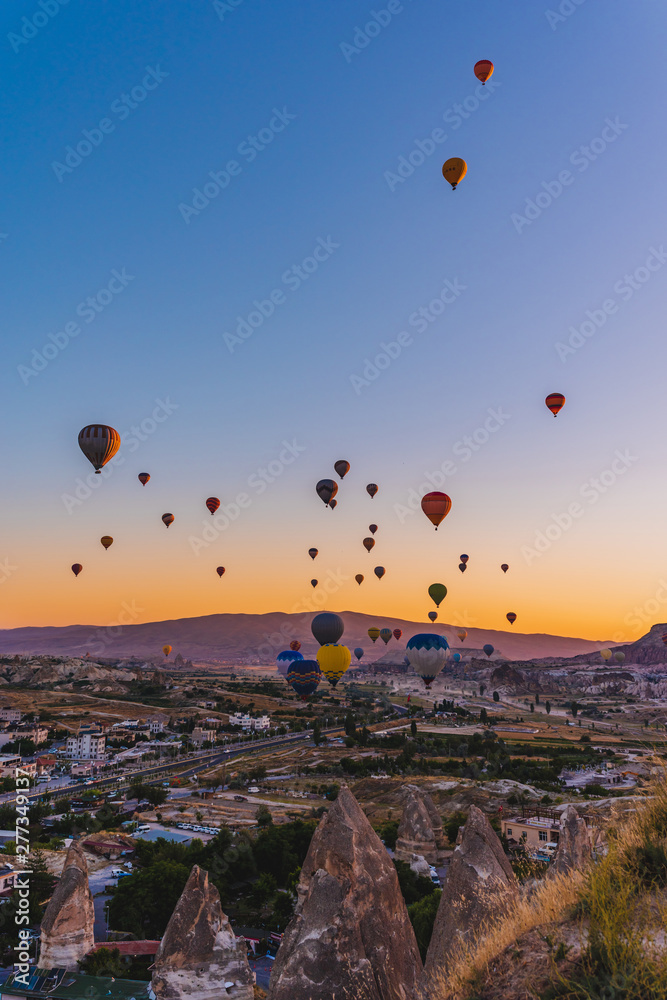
[[451, 652, 461, 663], [354, 647, 364, 661], [483, 644, 494, 658], [406, 633, 449, 688], [276, 649, 303, 679], [286, 659, 322, 700]]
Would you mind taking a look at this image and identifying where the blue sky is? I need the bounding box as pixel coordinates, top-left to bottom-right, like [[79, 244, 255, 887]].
[[1, 0, 665, 639]]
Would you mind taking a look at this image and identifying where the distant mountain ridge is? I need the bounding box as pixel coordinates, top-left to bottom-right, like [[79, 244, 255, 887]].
[[0, 611, 613, 664]]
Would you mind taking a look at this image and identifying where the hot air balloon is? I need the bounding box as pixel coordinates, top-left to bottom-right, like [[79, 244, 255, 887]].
[[355, 574, 364, 585], [216, 566, 225, 577], [393, 629, 402, 641], [474, 59, 494, 84], [406, 633, 449, 688], [206, 497, 220, 515], [100, 536, 113, 551], [290, 640, 301, 651], [329, 499, 338, 509], [506, 612, 517, 625], [369, 524, 378, 535], [277, 649, 303, 679], [363, 537, 375, 553], [501, 564, 509, 574], [310, 579, 318, 588], [428, 611, 438, 623], [138, 472, 150, 486], [614, 651, 625, 664], [379, 628, 392, 645], [600, 649, 612, 662], [286, 659, 322, 700], [311, 612, 344, 646], [459, 563, 467, 573], [162, 513, 174, 528], [546, 393, 565, 417], [354, 647, 364, 661], [317, 644, 352, 687], [428, 583, 447, 607], [78, 425, 121, 473], [316, 480, 338, 506], [442, 157, 467, 190], [366, 484, 378, 498], [452, 652, 461, 663], [163, 645, 172, 658], [421, 492, 452, 530], [662, 633, 667, 648], [368, 627, 380, 643], [334, 460, 350, 479], [308, 548, 318, 560], [483, 644, 494, 658], [71, 563, 82, 577], [374, 566, 385, 580], [460, 554, 469, 564], [457, 629, 467, 642]]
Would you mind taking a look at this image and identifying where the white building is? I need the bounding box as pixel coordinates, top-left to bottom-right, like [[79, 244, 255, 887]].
[[0, 754, 36, 777], [148, 716, 167, 734], [228, 713, 270, 732], [0, 709, 22, 723], [66, 725, 106, 761]]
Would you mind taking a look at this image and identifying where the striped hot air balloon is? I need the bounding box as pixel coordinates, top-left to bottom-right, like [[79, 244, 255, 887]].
[[206, 497, 220, 515], [286, 659, 322, 700], [162, 513, 175, 528], [393, 629, 402, 641], [546, 393, 565, 417], [138, 472, 150, 486], [78, 425, 120, 473], [100, 536, 113, 550], [277, 649, 303, 679], [317, 644, 352, 687], [406, 633, 449, 688], [506, 612, 517, 625], [474, 59, 494, 84], [379, 628, 392, 645], [368, 627, 380, 643]]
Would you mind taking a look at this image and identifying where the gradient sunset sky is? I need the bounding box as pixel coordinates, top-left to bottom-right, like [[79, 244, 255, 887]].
[[1, 0, 664, 643]]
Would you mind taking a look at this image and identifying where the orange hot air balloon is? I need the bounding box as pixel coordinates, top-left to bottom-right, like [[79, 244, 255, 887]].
[[393, 629, 402, 641], [78, 424, 121, 473], [421, 491, 452, 530], [506, 612, 517, 625], [501, 563, 509, 573], [366, 484, 378, 498], [369, 524, 378, 535], [546, 393, 565, 417], [308, 548, 318, 560], [206, 497, 220, 515], [290, 640, 301, 651], [442, 157, 467, 190], [71, 563, 82, 577], [355, 574, 364, 585], [163, 645, 172, 658], [162, 513, 175, 528], [138, 472, 150, 486], [457, 629, 467, 642], [474, 59, 494, 84], [100, 536, 113, 550], [216, 566, 225, 577], [363, 537, 375, 553], [334, 460, 350, 479], [310, 579, 318, 588], [374, 566, 385, 580]]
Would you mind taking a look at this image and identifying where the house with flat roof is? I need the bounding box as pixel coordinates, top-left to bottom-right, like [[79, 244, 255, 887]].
[[0, 968, 154, 999]]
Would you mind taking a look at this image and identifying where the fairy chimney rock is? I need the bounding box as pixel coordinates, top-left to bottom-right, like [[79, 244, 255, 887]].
[[39, 840, 95, 970], [152, 865, 253, 1000], [395, 786, 443, 863], [268, 784, 422, 1000], [552, 805, 592, 875]]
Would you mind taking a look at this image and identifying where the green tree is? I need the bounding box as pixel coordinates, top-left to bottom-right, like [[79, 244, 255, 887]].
[[78, 947, 125, 978], [312, 720, 322, 746], [129, 782, 168, 807], [408, 890, 442, 960], [344, 713, 356, 737], [571, 701, 579, 718], [480, 708, 488, 724], [410, 720, 417, 738], [108, 860, 191, 938], [493, 691, 500, 703], [545, 701, 551, 714], [479, 683, 486, 696], [393, 860, 434, 905], [256, 804, 273, 828]]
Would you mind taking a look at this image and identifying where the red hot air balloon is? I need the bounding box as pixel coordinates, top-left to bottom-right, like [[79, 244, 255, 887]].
[[138, 472, 150, 486], [506, 612, 517, 625], [374, 566, 385, 580], [290, 640, 301, 651], [363, 537, 375, 553], [355, 574, 364, 585], [334, 460, 350, 479], [216, 566, 225, 577], [71, 563, 82, 577], [421, 491, 452, 530], [308, 548, 318, 560], [501, 563, 509, 573], [366, 484, 378, 498], [393, 629, 402, 641], [206, 497, 220, 515], [316, 480, 338, 506], [162, 513, 175, 528], [474, 59, 494, 84], [78, 425, 121, 473], [369, 524, 378, 535], [546, 393, 565, 417], [460, 554, 469, 564]]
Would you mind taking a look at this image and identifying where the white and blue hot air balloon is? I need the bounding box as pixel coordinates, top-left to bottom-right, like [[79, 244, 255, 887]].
[[276, 649, 303, 679], [406, 633, 449, 689]]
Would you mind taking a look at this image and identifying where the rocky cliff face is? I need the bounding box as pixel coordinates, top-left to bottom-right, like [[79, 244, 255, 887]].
[[268, 785, 422, 1000], [152, 865, 253, 1000], [395, 786, 442, 864], [552, 805, 591, 875], [425, 805, 518, 983], [39, 840, 95, 970]]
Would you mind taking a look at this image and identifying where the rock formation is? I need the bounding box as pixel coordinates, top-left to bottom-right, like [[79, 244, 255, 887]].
[[152, 865, 253, 1000], [395, 786, 443, 864], [425, 805, 518, 983], [551, 805, 591, 875], [268, 785, 422, 1000], [39, 840, 95, 970]]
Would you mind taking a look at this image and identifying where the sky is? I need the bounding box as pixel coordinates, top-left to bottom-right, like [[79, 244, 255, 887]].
[[1, 0, 665, 643]]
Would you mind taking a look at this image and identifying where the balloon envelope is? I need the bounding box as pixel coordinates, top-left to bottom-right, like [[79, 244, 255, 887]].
[[459, 563, 467, 573], [329, 499, 337, 509], [277, 649, 303, 679], [600, 648, 612, 661], [354, 647, 364, 661], [317, 644, 351, 687], [311, 612, 344, 646], [286, 659, 322, 700], [163, 645, 172, 657], [406, 633, 449, 687], [316, 479, 338, 505], [374, 566, 385, 580], [546, 393, 565, 417], [310, 579, 318, 588], [428, 583, 447, 607], [216, 566, 225, 577], [459, 554, 469, 563], [457, 629, 467, 642], [369, 524, 378, 535], [363, 537, 375, 552], [483, 644, 494, 657], [428, 611, 438, 622], [290, 640, 301, 651], [138, 472, 150, 486], [506, 612, 517, 625], [355, 574, 364, 585], [71, 563, 82, 577], [442, 157, 467, 189], [368, 627, 380, 643], [421, 491, 452, 529], [334, 460, 350, 479], [393, 629, 402, 641], [308, 548, 318, 560], [206, 497, 220, 515], [100, 536, 113, 550], [162, 513, 174, 528], [78, 425, 120, 473], [379, 628, 392, 645], [614, 651, 625, 664], [366, 484, 378, 498], [501, 564, 509, 573], [474, 59, 494, 84]]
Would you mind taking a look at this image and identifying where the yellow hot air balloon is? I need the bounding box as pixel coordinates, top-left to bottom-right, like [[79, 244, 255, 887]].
[[368, 627, 380, 643], [163, 645, 172, 658], [442, 157, 467, 190], [316, 644, 352, 688], [600, 648, 612, 662], [100, 536, 113, 551]]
